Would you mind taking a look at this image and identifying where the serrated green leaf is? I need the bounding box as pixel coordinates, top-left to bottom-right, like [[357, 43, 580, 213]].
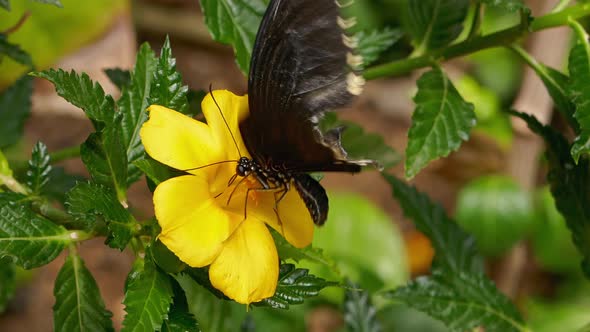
[[320, 113, 400, 170], [479, 0, 530, 13], [117, 43, 157, 186], [0, 0, 9, 11], [53, 253, 114, 332], [80, 119, 128, 203], [356, 28, 403, 67], [536, 65, 577, 131], [344, 286, 380, 332], [200, 0, 267, 74], [32, 0, 62, 7], [405, 68, 476, 178], [149, 36, 189, 114], [383, 174, 483, 274], [32, 69, 115, 126], [0, 257, 16, 313], [65, 181, 136, 250], [568, 22, 590, 162], [270, 229, 336, 270], [133, 157, 179, 187], [0, 34, 33, 67], [161, 277, 200, 332], [405, 0, 470, 54], [122, 256, 174, 332], [0, 74, 32, 148], [104, 68, 131, 91], [509, 110, 590, 278], [389, 271, 526, 332], [26, 141, 51, 195], [258, 264, 336, 309], [0, 193, 70, 268]]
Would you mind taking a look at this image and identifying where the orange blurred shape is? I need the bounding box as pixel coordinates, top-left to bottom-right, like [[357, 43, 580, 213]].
[[405, 230, 434, 276]]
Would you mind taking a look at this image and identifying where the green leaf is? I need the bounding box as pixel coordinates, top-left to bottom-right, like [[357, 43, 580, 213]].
[[104, 68, 131, 90], [0, 193, 70, 268], [134, 157, 179, 187], [0, 0, 9, 11], [0, 75, 32, 148], [455, 175, 534, 256], [509, 110, 590, 278], [405, 68, 476, 178], [117, 43, 157, 187], [161, 277, 200, 332], [343, 285, 380, 332], [80, 119, 128, 203], [271, 229, 336, 270], [185, 267, 229, 301], [479, 0, 530, 13], [32, 69, 116, 126], [521, 60, 577, 132], [122, 257, 174, 332], [320, 113, 401, 170], [0, 257, 16, 313], [200, 0, 267, 74], [149, 36, 189, 114], [405, 0, 470, 54], [32, 0, 63, 7], [26, 141, 52, 195], [65, 182, 136, 250], [389, 271, 526, 332], [0, 34, 33, 67], [53, 253, 114, 332], [356, 28, 403, 67], [258, 264, 337, 310], [382, 174, 483, 274], [568, 22, 590, 162]]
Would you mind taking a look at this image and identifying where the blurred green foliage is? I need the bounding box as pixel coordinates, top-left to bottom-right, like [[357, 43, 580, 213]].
[[0, 0, 129, 88]]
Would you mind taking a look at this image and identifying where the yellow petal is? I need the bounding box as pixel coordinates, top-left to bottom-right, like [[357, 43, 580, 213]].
[[209, 219, 278, 304], [250, 186, 315, 249], [154, 174, 241, 267], [140, 105, 221, 175], [201, 90, 250, 162]]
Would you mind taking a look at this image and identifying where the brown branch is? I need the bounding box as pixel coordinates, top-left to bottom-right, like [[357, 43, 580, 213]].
[[1, 11, 31, 35]]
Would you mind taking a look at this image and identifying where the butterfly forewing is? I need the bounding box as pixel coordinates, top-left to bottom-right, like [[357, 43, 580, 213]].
[[242, 0, 366, 172]]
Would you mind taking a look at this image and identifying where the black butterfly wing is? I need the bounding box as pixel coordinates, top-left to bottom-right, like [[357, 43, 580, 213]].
[[242, 0, 367, 172]]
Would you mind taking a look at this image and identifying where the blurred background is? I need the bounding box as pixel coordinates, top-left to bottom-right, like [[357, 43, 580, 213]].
[[0, 0, 589, 331]]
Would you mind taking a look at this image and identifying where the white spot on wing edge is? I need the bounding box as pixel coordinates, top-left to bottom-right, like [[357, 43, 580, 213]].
[[346, 72, 365, 96], [335, 0, 354, 8], [346, 52, 363, 69], [342, 34, 358, 49], [337, 16, 357, 30]]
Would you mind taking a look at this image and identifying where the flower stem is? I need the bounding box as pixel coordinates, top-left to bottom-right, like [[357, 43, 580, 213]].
[[31, 200, 74, 226], [363, 2, 590, 80], [49, 145, 80, 163]]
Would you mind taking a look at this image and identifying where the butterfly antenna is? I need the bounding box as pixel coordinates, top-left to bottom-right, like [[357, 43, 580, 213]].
[[209, 85, 242, 157], [181, 160, 238, 172]]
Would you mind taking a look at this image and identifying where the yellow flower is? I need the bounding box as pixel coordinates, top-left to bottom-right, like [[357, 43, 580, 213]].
[[140, 90, 315, 304]]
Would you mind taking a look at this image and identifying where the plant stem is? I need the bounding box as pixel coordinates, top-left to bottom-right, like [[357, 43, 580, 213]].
[[551, 0, 572, 14], [31, 200, 74, 226], [364, 2, 590, 80], [0, 174, 29, 194], [49, 145, 80, 163]]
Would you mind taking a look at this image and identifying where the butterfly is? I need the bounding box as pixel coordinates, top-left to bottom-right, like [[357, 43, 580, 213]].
[[231, 0, 377, 226]]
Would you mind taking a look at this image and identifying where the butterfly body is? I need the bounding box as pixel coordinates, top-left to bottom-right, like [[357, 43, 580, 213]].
[[237, 0, 375, 225]]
